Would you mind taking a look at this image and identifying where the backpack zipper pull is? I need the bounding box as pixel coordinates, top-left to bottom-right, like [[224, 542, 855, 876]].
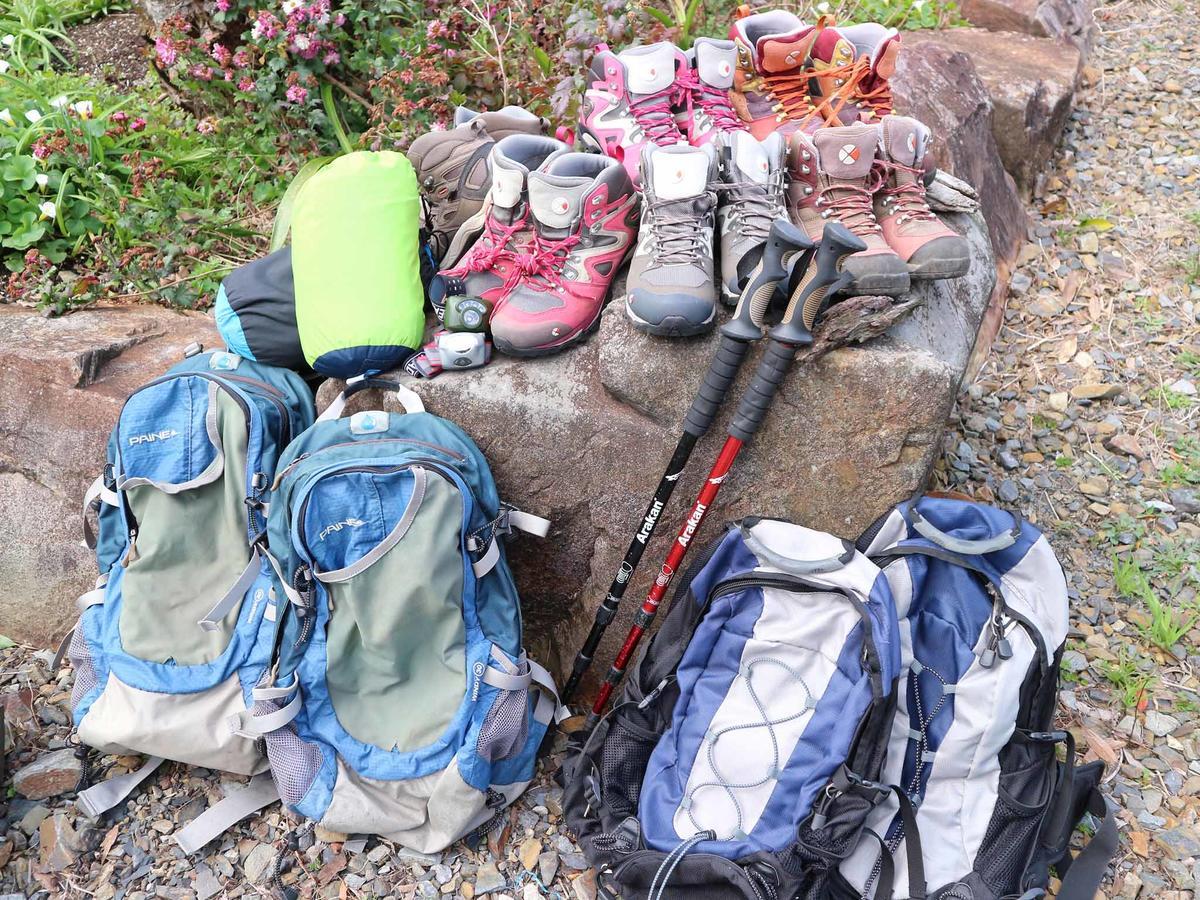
[[811, 783, 840, 830], [121, 528, 139, 566]]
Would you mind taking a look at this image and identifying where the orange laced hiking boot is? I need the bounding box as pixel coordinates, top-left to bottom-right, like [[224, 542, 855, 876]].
[[839, 23, 901, 123], [787, 123, 910, 297], [874, 115, 970, 280]]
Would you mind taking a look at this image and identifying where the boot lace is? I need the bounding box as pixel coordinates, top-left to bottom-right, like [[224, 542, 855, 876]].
[[760, 55, 867, 128], [460, 212, 528, 272], [646, 197, 714, 265], [515, 232, 583, 290], [874, 160, 936, 224], [716, 176, 785, 246], [816, 173, 883, 236], [857, 76, 893, 119], [678, 70, 743, 132], [631, 90, 686, 146]]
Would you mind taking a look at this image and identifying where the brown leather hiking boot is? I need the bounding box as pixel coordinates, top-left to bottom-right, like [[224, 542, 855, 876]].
[[787, 123, 909, 297]]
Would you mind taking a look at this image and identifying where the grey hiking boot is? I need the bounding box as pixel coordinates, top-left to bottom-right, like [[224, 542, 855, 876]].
[[625, 143, 720, 337], [714, 130, 788, 306], [406, 106, 547, 266]]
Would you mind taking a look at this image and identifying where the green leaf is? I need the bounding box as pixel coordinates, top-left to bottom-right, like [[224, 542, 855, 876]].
[[1078, 217, 1115, 232], [644, 6, 673, 27], [532, 46, 553, 77], [3, 221, 47, 249], [3, 155, 36, 184], [0, 635, 13, 650]]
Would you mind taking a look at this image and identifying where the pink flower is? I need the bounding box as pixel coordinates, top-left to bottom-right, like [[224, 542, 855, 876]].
[[197, 118, 217, 135], [400, 69, 414, 84], [210, 42, 231, 65], [322, 50, 340, 65], [233, 48, 250, 68], [32, 143, 50, 160], [154, 35, 177, 67], [285, 84, 309, 104], [215, 0, 230, 10], [238, 76, 255, 91], [252, 11, 281, 40], [334, 12, 345, 25], [131, 117, 147, 132], [110, 110, 129, 123], [189, 63, 214, 81]]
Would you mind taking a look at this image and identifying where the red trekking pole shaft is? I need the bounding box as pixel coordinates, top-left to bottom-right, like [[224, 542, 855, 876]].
[[582, 222, 865, 733]]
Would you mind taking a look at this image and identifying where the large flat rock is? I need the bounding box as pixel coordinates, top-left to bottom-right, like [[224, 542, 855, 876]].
[[915, 28, 1081, 197], [959, 0, 1096, 53], [318, 209, 995, 687], [0, 306, 218, 647]]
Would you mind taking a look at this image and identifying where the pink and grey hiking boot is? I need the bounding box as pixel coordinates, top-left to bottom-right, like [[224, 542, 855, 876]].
[[787, 123, 909, 297], [578, 42, 686, 187], [428, 134, 568, 310], [490, 154, 639, 357], [874, 115, 970, 279], [839, 23, 901, 123], [676, 38, 747, 146]]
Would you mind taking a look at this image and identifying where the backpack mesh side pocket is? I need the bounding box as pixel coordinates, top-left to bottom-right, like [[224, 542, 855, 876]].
[[255, 697, 323, 806], [478, 685, 529, 762], [974, 742, 1056, 893], [68, 624, 100, 713], [600, 713, 659, 820]]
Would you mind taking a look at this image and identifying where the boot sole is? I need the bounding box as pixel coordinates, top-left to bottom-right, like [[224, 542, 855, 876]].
[[843, 271, 911, 298], [625, 301, 716, 338], [908, 256, 971, 279]]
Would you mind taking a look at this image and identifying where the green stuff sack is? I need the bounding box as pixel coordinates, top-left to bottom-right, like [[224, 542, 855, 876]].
[[291, 151, 426, 377]]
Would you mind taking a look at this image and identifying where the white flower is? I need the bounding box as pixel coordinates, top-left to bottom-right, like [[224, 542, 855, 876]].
[[816, 0, 830, 10], [0, 60, 9, 74], [0, 108, 12, 125], [912, 0, 927, 8], [24, 109, 41, 123], [1, 35, 14, 48], [72, 100, 94, 119], [292, 34, 311, 51], [282, 0, 302, 13], [50, 95, 68, 109], [35, 173, 48, 188], [38, 200, 56, 220]]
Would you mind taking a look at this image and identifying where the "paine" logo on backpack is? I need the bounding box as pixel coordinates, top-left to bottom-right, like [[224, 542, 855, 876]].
[[319, 518, 366, 541], [129, 429, 179, 446]]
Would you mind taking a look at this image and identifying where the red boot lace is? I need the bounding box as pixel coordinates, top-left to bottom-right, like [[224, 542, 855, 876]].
[[816, 171, 883, 236], [874, 160, 936, 224], [461, 213, 528, 272], [506, 232, 582, 291], [761, 56, 867, 128], [631, 90, 686, 145], [856, 77, 893, 120], [677, 69, 743, 132]]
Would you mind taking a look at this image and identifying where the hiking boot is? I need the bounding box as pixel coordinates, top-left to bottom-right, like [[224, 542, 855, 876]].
[[490, 153, 638, 357], [676, 38, 746, 146], [407, 106, 546, 265], [714, 131, 788, 306], [838, 23, 900, 123], [428, 134, 569, 309], [578, 41, 686, 188], [874, 115, 970, 279], [787, 124, 909, 297], [729, 10, 861, 139], [625, 144, 719, 336]]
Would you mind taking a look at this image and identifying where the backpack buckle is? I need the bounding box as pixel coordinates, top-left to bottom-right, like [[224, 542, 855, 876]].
[[1028, 730, 1068, 744]]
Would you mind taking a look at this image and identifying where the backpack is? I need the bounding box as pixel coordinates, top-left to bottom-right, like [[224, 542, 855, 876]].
[[564, 517, 904, 900], [238, 377, 562, 852], [68, 349, 315, 831], [832, 496, 1117, 900]]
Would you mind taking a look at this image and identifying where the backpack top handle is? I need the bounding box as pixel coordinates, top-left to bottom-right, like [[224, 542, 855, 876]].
[[316, 374, 425, 423], [905, 500, 1023, 556]]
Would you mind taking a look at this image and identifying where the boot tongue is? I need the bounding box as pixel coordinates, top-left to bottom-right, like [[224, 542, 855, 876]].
[[526, 172, 590, 236], [880, 115, 928, 169], [489, 160, 526, 221], [758, 29, 814, 75], [650, 147, 711, 200], [813, 125, 878, 180], [693, 38, 735, 89], [730, 131, 771, 184], [623, 42, 678, 96]]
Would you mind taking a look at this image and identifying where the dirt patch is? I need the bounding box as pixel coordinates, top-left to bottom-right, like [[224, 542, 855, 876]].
[[67, 13, 149, 92]]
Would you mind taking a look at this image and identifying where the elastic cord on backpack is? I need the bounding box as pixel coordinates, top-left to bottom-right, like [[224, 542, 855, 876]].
[[646, 830, 715, 900]]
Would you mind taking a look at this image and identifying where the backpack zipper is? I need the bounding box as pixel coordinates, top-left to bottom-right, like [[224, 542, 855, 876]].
[[272, 437, 467, 490], [218, 373, 293, 448]]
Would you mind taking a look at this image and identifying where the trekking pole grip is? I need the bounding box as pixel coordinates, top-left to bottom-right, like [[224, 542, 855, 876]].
[[683, 334, 752, 437], [729, 340, 798, 442]]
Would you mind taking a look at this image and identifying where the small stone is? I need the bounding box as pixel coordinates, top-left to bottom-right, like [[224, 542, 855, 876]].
[[1155, 825, 1200, 860], [519, 837, 541, 871], [150, 819, 174, 835], [561, 851, 589, 870], [1130, 831, 1151, 857], [243, 843, 278, 884], [1170, 378, 1197, 396], [1077, 232, 1100, 254], [1144, 710, 1181, 737], [538, 851, 559, 886], [39, 812, 95, 872], [474, 861, 506, 894], [1070, 382, 1123, 401], [19, 804, 51, 835], [572, 869, 598, 900], [1078, 477, 1109, 497], [315, 825, 349, 844], [194, 863, 222, 900], [1048, 392, 1070, 412], [998, 480, 1019, 503], [1169, 489, 1200, 515], [1009, 272, 1033, 295], [433, 864, 453, 885], [12, 748, 82, 800], [523, 884, 541, 900], [367, 843, 391, 864], [1164, 79, 1184, 93], [1104, 433, 1146, 459]]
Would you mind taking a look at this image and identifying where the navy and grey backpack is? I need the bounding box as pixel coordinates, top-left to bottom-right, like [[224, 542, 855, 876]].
[[237, 378, 562, 852], [834, 496, 1117, 900], [69, 349, 315, 832], [564, 518, 903, 900]]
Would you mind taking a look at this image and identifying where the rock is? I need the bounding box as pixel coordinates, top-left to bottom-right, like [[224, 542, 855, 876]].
[[519, 837, 541, 871], [1169, 490, 1200, 515], [523, 884, 541, 900], [913, 28, 1081, 196], [193, 863, 222, 900], [1070, 382, 1123, 400], [1170, 379, 1197, 396], [538, 851, 560, 886], [13, 748, 82, 799], [1145, 710, 1181, 738], [243, 842, 278, 884], [572, 869, 598, 900], [0, 306, 219, 647], [957, 0, 1096, 51], [19, 804, 51, 834], [1077, 231, 1099, 255], [474, 860, 506, 894], [1155, 825, 1200, 861], [39, 812, 96, 873], [1104, 434, 1147, 459]]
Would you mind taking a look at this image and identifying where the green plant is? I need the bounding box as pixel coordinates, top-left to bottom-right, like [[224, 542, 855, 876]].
[[1096, 513, 1146, 547], [1175, 348, 1200, 376], [1054, 455, 1073, 469], [1100, 650, 1154, 709], [1161, 436, 1200, 487], [795, 0, 963, 30], [1113, 554, 1196, 651], [1149, 385, 1197, 410]]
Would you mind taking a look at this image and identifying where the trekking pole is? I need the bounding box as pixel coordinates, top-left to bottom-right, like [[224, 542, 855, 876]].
[[560, 220, 814, 706], [583, 222, 866, 732]]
